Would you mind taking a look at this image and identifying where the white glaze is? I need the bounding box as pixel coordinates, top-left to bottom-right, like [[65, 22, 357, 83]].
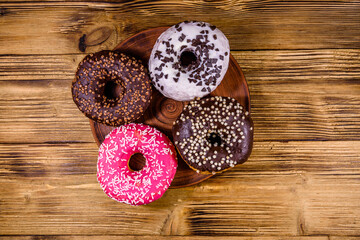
[[149, 21, 230, 101]]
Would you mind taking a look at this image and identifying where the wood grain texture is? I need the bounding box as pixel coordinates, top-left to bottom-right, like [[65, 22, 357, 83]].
[[0, 237, 330, 240], [0, 172, 359, 236], [1, 0, 360, 238], [0, 1, 359, 54], [1, 141, 359, 235], [2, 141, 359, 178]]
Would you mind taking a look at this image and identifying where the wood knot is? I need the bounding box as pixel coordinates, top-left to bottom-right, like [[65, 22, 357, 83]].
[[145, 91, 185, 129], [157, 97, 184, 124], [78, 26, 113, 52], [85, 27, 113, 46], [163, 99, 178, 113], [78, 34, 86, 52], [0, 8, 8, 16]]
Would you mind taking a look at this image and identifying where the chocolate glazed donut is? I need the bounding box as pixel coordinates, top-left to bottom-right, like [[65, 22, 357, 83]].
[[72, 50, 152, 126], [172, 96, 254, 175]]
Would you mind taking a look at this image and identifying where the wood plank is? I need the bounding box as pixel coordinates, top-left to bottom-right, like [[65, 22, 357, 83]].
[[1, 141, 359, 178], [0, 1, 359, 54], [0, 49, 359, 143], [0, 143, 98, 178], [1, 141, 359, 235], [0, 236, 330, 240]]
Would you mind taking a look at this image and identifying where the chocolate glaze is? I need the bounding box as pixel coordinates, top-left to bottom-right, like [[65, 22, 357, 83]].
[[72, 50, 152, 126], [172, 96, 254, 174]]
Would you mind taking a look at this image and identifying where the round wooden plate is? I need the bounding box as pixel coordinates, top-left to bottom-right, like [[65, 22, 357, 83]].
[[90, 27, 250, 188]]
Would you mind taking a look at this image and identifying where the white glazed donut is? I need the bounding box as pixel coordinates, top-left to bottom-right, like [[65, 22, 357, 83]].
[[149, 21, 230, 101]]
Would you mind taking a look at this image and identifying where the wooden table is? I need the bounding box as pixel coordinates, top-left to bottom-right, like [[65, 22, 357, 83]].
[[0, 1, 359, 239]]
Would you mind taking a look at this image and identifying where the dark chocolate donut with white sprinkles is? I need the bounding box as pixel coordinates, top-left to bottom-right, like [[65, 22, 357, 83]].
[[172, 96, 253, 175], [72, 50, 152, 126], [149, 21, 230, 101]]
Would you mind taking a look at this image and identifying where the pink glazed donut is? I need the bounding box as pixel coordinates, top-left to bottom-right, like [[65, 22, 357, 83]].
[[97, 123, 178, 206]]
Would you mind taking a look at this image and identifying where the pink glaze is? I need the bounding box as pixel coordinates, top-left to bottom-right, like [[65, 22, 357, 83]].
[[97, 123, 178, 206]]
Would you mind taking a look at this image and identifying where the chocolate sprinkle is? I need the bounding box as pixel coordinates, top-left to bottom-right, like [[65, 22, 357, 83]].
[[72, 50, 152, 126], [178, 33, 186, 42]]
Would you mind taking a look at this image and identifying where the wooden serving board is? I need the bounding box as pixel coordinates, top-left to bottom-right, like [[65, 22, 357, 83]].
[[90, 27, 250, 188]]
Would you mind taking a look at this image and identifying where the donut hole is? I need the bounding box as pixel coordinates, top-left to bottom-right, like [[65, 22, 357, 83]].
[[128, 152, 146, 171], [207, 132, 222, 146], [103, 80, 124, 102], [180, 50, 197, 68]]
